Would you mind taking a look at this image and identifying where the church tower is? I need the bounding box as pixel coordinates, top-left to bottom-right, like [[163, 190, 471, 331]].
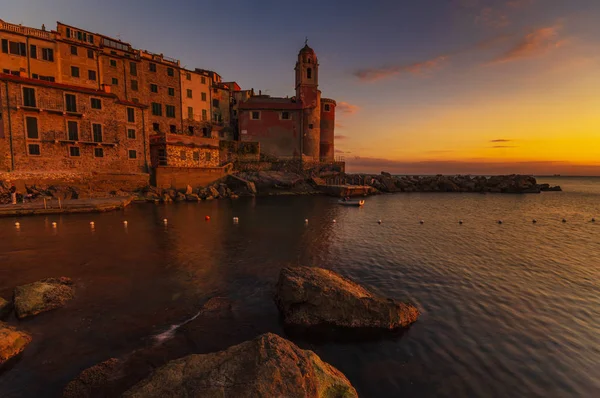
[[295, 42, 321, 160]]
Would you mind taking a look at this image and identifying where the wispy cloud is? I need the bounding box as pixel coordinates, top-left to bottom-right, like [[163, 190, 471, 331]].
[[476, 7, 510, 28], [490, 139, 512, 142], [337, 101, 360, 114], [354, 55, 448, 82], [506, 0, 534, 9], [491, 24, 565, 63], [492, 145, 518, 148], [334, 134, 348, 140]]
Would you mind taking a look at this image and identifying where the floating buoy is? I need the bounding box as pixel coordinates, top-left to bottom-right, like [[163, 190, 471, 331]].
[[419, 220, 424, 224], [498, 220, 503, 224], [592, 218, 596, 222], [205, 215, 210, 221], [562, 218, 567, 223], [15, 222, 20, 228], [52, 222, 57, 228], [377, 220, 382, 224], [123, 221, 128, 226], [233, 217, 239, 223], [532, 219, 537, 224], [90, 221, 95, 226], [333, 219, 336, 223], [459, 220, 463, 225], [304, 219, 309, 224], [163, 218, 168, 223]]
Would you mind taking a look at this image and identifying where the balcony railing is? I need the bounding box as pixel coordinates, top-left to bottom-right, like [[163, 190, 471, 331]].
[[11, 94, 88, 114], [0, 21, 53, 40]]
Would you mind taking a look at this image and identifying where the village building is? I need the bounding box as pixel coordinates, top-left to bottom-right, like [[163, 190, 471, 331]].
[[238, 43, 336, 162]]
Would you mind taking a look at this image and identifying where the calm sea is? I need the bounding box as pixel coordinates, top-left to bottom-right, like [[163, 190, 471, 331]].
[[0, 177, 599, 397]]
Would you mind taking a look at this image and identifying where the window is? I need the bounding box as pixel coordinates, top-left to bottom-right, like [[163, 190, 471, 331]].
[[307, 67, 312, 79], [324, 104, 330, 112], [150, 84, 158, 93], [26, 117, 38, 138], [251, 111, 260, 120], [127, 128, 136, 139], [202, 109, 207, 121], [28, 144, 41, 156], [128, 150, 137, 159], [65, 94, 77, 113], [193, 151, 199, 161], [188, 126, 195, 134], [109, 59, 117, 67], [186, 89, 192, 98], [91, 98, 102, 109], [130, 62, 137, 76], [180, 150, 186, 160], [151, 103, 162, 116], [102, 37, 130, 51], [309, 123, 313, 129], [69, 146, 80, 157], [38, 75, 55, 82], [206, 152, 212, 162], [281, 111, 290, 120], [94, 148, 104, 158], [2, 40, 27, 56], [168, 87, 175, 96], [233, 110, 237, 117], [88, 70, 97, 81], [201, 77, 206, 84], [110, 51, 117, 55], [92, 123, 103, 142], [112, 78, 118, 85], [201, 92, 207, 101], [70, 45, 78, 56], [149, 63, 157, 72], [170, 125, 177, 133], [68, 121, 79, 140], [186, 72, 191, 80], [152, 123, 160, 132], [166, 105, 176, 118], [87, 49, 94, 59], [71, 66, 80, 78], [167, 68, 174, 77], [212, 99, 219, 108], [23, 87, 36, 107], [131, 80, 138, 91], [42, 48, 54, 62], [127, 108, 135, 123], [187, 107, 193, 120], [30, 45, 37, 59]]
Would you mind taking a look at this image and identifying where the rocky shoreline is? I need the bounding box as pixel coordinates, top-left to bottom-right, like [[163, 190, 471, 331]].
[[1, 172, 562, 210]]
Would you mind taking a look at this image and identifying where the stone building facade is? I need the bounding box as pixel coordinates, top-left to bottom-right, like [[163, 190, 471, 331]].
[[0, 73, 149, 173], [238, 44, 336, 161]]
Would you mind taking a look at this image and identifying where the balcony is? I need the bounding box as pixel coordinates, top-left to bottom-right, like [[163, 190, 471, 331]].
[[0, 20, 53, 40], [11, 94, 88, 115]]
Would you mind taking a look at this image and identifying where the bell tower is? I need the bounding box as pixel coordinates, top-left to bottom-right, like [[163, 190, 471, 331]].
[[295, 40, 321, 159]]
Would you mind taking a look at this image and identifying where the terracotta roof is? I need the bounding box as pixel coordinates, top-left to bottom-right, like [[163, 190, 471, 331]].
[[299, 44, 315, 54], [0, 73, 115, 98]]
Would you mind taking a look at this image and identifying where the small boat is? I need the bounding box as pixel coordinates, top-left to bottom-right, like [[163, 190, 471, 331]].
[[338, 198, 365, 207]]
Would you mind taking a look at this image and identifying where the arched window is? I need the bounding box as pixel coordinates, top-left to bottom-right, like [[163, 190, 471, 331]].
[[308, 58, 312, 64], [307, 67, 312, 79]]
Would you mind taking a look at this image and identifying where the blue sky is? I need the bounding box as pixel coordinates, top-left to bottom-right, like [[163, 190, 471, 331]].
[[4, 0, 600, 174]]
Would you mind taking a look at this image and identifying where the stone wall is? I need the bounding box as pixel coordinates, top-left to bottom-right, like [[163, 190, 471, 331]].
[[0, 78, 149, 173], [164, 144, 219, 168], [154, 165, 231, 190]]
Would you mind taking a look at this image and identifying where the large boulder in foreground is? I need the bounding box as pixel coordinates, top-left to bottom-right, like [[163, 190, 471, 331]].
[[0, 322, 32, 366], [275, 267, 419, 332], [63, 358, 124, 398], [0, 297, 11, 319], [124, 333, 357, 398], [13, 277, 74, 319]]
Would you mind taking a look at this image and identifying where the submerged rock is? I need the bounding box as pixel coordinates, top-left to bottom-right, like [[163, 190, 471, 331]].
[[13, 277, 74, 319], [123, 333, 357, 398], [63, 358, 123, 398], [0, 297, 11, 319], [275, 267, 419, 333], [0, 322, 32, 366]]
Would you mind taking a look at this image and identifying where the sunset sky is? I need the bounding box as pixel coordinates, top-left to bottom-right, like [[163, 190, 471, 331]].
[[4, 0, 600, 174]]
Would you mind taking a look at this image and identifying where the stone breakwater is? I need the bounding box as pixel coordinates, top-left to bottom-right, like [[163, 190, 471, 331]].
[[347, 173, 562, 194]]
